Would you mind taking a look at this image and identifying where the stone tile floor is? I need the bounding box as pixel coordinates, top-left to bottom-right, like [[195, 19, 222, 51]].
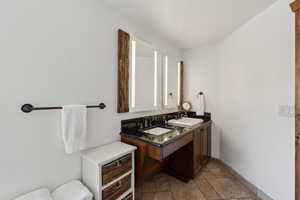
[[135, 160, 260, 200]]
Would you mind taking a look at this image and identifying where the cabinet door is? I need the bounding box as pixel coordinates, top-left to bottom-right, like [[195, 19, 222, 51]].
[[193, 129, 202, 173], [201, 129, 208, 165], [193, 125, 212, 176], [207, 125, 212, 159]]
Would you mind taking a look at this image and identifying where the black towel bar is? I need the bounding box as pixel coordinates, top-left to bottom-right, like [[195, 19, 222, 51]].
[[21, 103, 106, 113]]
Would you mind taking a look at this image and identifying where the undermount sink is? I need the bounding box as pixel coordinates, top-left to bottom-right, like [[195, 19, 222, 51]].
[[143, 127, 173, 136], [168, 117, 204, 128]]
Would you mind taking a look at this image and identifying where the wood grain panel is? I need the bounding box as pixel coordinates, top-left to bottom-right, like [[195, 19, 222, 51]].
[[291, 0, 300, 12], [207, 124, 212, 159], [102, 154, 132, 185], [118, 29, 130, 113], [201, 128, 209, 165], [102, 174, 131, 200], [147, 144, 163, 161], [291, 2, 300, 199], [193, 128, 202, 174]]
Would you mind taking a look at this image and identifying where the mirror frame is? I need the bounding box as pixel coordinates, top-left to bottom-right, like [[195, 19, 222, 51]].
[[117, 29, 130, 113]]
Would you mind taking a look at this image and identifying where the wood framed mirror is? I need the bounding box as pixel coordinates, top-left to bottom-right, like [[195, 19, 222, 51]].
[[117, 29, 184, 113], [118, 29, 130, 113]]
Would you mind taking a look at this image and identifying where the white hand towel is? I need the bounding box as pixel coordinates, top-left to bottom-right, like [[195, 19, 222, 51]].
[[52, 180, 93, 200], [61, 105, 87, 154], [14, 188, 54, 200], [196, 94, 205, 116]]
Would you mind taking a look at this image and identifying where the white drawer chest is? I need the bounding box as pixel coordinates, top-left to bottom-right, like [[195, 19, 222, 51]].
[[82, 142, 136, 200]]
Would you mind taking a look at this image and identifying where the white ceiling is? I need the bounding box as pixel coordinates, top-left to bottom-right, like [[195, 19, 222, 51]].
[[103, 0, 278, 49]]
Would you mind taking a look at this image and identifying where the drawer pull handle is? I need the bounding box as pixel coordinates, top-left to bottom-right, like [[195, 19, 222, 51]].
[[114, 162, 119, 167], [116, 180, 122, 188], [114, 160, 123, 167], [124, 194, 132, 200]]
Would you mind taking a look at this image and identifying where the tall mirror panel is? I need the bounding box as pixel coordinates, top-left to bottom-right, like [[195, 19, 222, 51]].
[[163, 55, 181, 109], [129, 38, 159, 112]]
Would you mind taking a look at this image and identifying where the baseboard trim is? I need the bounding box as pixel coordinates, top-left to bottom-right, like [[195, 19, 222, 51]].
[[212, 158, 274, 200]]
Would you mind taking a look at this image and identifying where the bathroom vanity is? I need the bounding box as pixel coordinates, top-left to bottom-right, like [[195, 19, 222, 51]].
[[116, 29, 211, 183], [120, 112, 211, 183]]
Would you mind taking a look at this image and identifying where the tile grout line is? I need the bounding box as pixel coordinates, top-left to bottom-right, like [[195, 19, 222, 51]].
[[166, 179, 176, 200], [212, 159, 262, 200], [202, 162, 258, 200], [202, 168, 226, 199], [193, 179, 207, 200]]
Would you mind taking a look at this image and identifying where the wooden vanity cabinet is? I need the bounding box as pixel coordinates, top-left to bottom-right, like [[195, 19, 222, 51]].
[[200, 126, 210, 165], [193, 128, 202, 174], [121, 121, 212, 183], [166, 122, 212, 181], [121, 133, 193, 184], [193, 122, 212, 176], [204, 123, 212, 164]]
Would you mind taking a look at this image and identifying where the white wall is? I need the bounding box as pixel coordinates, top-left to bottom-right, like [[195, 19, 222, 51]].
[[183, 45, 220, 158], [0, 0, 181, 199], [218, 0, 294, 199], [184, 0, 294, 199]]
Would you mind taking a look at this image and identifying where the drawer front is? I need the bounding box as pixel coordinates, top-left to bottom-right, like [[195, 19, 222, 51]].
[[102, 174, 131, 200], [102, 154, 132, 185], [122, 193, 133, 200]]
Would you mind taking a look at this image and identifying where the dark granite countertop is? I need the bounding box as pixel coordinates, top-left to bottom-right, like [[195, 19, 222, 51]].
[[121, 120, 212, 147]]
